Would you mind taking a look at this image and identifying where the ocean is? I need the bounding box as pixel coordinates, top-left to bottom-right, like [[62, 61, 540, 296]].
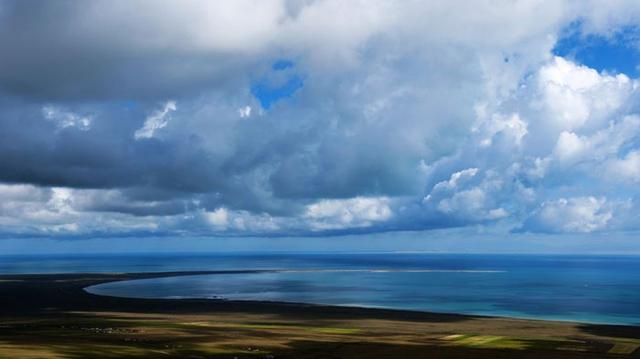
[[3, 252, 640, 326]]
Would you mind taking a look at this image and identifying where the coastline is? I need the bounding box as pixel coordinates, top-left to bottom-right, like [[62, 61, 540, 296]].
[[1, 271, 640, 358], [83, 270, 635, 328]]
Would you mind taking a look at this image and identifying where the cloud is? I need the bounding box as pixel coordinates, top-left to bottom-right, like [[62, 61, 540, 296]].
[[305, 197, 392, 231], [0, 184, 165, 237], [205, 208, 229, 229], [0, 1, 639, 237], [134, 101, 177, 140], [238, 106, 252, 118], [203, 207, 280, 233], [475, 113, 528, 148], [605, 150, 640, 183], [417, 53, 640, 233], [0, 0, 286, 100], [536, 56, 634, 131], [521, 197, 614, 233], [42, 106, 92, 131], [423, 168, 512, 224]]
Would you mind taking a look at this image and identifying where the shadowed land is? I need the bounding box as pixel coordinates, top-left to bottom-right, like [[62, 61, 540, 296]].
[[0, 272, 639, 358]]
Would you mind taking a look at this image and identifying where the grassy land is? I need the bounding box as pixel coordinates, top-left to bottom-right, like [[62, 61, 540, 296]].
[[0, 272, 639, 358]]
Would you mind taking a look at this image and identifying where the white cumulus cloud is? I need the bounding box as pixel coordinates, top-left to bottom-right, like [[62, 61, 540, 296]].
[[42, 106, 92, 131], [523, 197, 614, 233], [134, 101, 177, 140], [305, 197, 392, 231]]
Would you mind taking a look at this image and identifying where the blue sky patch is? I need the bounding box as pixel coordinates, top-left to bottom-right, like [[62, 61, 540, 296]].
[[252, 60, 303, 109], [554, 22, 640, 77]]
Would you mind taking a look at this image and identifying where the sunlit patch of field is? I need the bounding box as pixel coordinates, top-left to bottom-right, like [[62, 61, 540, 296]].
[[441, 334, 531, 350], [439, 333, 640, 355], [0, 342, 62, 359], [182, 321, 361, 335], [609, 342, 640, 355]]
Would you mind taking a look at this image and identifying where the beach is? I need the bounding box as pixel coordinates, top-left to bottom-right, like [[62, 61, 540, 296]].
[[1, 271, 639, 358]]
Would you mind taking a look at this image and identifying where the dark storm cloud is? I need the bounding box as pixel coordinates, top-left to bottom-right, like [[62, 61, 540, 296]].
[[0, 1, 276, 101]]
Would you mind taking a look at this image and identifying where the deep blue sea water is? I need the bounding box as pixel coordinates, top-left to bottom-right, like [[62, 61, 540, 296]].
[[2, 253, 640, 326]]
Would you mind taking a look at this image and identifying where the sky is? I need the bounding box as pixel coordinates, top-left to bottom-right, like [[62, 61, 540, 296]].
[[1, 0, 640, 254]]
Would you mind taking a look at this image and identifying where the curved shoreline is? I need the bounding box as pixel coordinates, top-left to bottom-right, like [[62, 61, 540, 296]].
[[0, 270, 487, 322], [2, 269, 640, 327], [2, 271, 640, 358], [81, 270, 638, 328], [1, 269, 638, 329]]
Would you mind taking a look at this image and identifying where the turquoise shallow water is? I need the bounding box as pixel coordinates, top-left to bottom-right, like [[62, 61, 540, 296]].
[[71, 253, 640, 326]]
